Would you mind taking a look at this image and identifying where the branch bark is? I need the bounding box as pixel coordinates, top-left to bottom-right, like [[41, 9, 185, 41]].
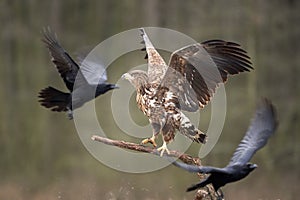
[[91, 135, 200, 164], [91, 135, 219, 200]]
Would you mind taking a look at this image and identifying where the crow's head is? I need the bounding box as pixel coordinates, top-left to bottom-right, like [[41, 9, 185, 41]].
[[95, 83, 118, 96], [106, 83, 119, 90], [246, 163, 258, 172]]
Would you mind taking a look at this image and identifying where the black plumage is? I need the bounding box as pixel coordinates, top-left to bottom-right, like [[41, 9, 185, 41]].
[[38, 28, 118, 119], [171, 99, 278, 197]]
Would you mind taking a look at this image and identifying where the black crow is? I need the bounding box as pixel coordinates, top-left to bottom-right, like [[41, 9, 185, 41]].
[[171, 99, 277, 197], [38, 28, 118, 119]]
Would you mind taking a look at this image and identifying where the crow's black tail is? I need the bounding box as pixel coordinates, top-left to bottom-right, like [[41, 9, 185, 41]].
[[186, 177, 211, 192], [38, 86, 70, 112]]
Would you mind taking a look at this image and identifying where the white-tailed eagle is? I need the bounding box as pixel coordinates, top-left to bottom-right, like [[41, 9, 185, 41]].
[[122, 28, 253, 156]]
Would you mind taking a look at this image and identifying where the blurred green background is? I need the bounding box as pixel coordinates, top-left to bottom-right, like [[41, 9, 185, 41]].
[[1, 0, 299, 199]]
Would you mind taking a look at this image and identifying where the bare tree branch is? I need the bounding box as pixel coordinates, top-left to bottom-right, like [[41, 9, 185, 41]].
[[91, 135, 199, 164], [91, 135, 219, 200]]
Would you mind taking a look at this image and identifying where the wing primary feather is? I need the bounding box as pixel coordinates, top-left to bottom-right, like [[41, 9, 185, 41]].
[[228, 98, 278, 166], [162, 38, 253, 112], [42, 28, 80, 91]]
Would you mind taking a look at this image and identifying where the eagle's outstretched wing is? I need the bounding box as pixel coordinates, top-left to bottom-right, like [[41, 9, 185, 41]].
[[163, 40, 253, 111], [140, 28, 167, 85], [228, 98, 278, 166], [42, 28, 80, 91]]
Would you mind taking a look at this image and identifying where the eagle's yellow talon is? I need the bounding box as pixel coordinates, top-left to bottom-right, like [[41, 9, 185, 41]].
[[157, 142, 170, 157], [141, 135, 157, 147]]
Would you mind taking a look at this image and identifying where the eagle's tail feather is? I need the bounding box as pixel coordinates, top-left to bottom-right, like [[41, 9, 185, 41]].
[[178, 112, 207, 144], [38, 86, 70, 112]]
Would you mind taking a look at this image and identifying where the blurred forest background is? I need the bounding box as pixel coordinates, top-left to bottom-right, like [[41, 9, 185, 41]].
[[1, 0, 299, 199]]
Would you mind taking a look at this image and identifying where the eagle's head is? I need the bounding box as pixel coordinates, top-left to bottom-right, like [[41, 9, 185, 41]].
[[122, 70, 149, 89]]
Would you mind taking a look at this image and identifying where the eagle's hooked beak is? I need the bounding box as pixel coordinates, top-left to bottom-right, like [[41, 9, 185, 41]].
[[121, 73, 130, 80]]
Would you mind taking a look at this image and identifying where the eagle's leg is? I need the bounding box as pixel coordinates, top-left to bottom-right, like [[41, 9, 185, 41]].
[[141, 134, 157, 147], [141, 121, 160, 147], [156, 141, 170, 157]]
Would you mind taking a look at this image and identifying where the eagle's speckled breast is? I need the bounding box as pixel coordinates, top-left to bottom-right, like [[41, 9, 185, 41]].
[[136, 85, 182, 142]]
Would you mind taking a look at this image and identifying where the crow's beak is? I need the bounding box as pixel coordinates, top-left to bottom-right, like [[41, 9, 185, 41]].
[[112, 84, 119, 89], [251, 164, 258, 169]]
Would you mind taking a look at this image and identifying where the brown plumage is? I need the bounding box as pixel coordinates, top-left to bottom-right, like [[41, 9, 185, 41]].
[[122, 28, 253, 156]]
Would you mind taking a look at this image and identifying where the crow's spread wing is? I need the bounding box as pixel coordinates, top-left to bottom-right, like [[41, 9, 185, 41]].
[[229, 99, 278, 166], [79, 58, 108, 85], [171, 160, 228, 174], [162, 40, 253, 112], [75, 48, 108, 85], [42, 28, 82, 91]]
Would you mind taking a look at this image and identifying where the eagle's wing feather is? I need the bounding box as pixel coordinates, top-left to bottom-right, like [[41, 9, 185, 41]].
[[140, 28, 167, 84], [202, 39, 253, 80], [228, 99, 278, 166], [163, 40, 253, 111]]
